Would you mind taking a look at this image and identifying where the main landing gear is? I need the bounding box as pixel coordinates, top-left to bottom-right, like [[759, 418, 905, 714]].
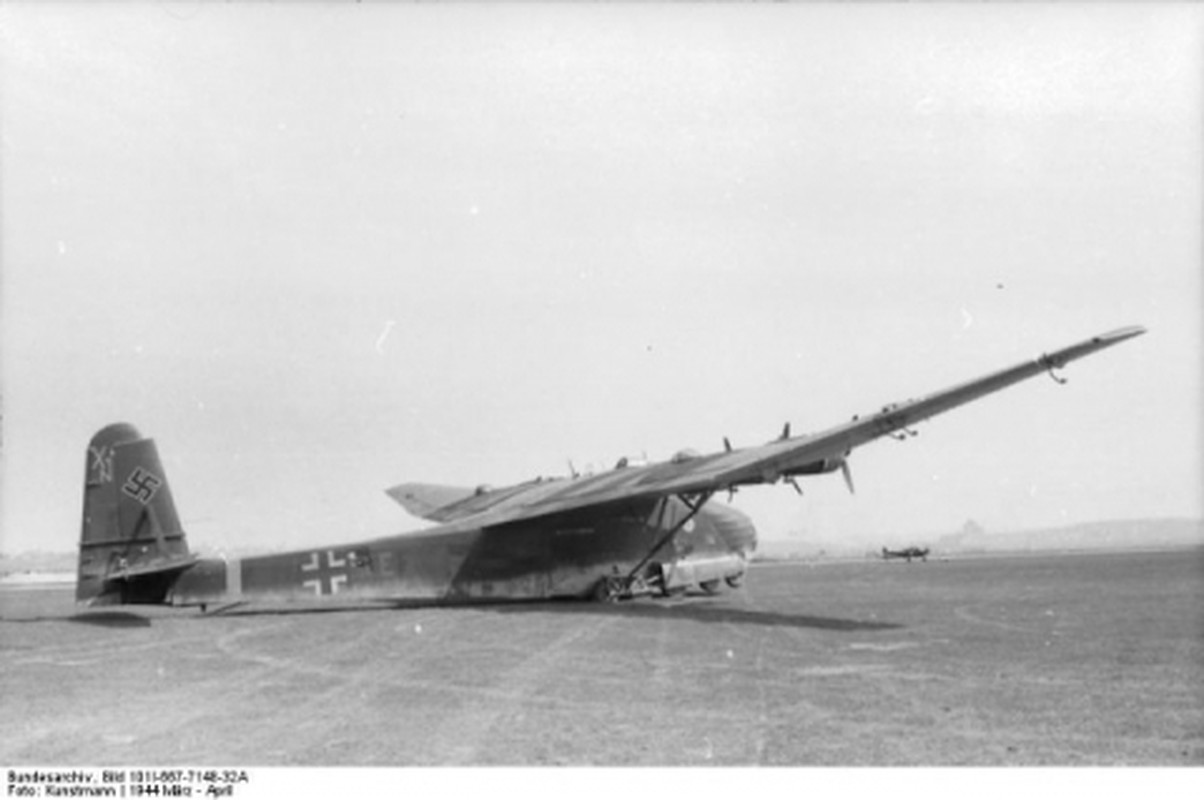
[[590, 564, 740, 602], [590, 491, 715, 603], [591, 574, 659, 602]]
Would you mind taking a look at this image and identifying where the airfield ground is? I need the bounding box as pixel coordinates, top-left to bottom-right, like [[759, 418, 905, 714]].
[[1, 549, 1201, 766]]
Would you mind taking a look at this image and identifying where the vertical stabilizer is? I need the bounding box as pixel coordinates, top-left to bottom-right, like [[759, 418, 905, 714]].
[[77, 423, 196, 605]]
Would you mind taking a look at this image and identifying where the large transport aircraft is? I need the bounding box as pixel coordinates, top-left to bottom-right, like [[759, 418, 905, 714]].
[[76, 326, 1145, 611]]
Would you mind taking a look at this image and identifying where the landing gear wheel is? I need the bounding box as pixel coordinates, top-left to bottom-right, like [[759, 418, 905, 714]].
[[592, 576, 624, 603], [699, 579, 722, 595], [725, 573, 744, 589]]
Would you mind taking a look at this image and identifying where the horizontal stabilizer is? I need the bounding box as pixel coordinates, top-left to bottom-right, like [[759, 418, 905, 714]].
[[103, 553, 199, 581]]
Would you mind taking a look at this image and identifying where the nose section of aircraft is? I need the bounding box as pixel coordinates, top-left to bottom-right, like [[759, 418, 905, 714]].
[[703, 502, 757, 556]]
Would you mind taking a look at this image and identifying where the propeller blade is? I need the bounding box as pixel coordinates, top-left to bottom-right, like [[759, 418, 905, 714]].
[[840, 459, 855, 494]]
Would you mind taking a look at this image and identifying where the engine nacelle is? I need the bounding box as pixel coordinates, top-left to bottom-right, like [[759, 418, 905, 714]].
[[661, 553, 747, 592], [782, 456, 845, 477]]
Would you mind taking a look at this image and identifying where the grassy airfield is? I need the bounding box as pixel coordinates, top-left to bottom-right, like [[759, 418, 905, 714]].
[[2, 548, 1201, 765]]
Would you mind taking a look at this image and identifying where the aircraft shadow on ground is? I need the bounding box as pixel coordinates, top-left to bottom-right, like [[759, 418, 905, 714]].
[[186, 598, 902, 631], [484, 599, 904, 632], [1, 611, 153, 628], [66, 611, 153, 628]]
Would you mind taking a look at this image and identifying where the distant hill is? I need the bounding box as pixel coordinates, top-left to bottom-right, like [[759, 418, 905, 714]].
[[0, 550, 76, 577], [934, 517, 1204, 554], [754, 517, 1204, 562], [0, 545, 271, 579]]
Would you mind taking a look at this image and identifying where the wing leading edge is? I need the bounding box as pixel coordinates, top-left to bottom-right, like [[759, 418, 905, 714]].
[[389, 326, 1146, 532]]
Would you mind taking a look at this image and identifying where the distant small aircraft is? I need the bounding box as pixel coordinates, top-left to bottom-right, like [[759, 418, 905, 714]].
[[882, 546, 930, 563], [74, 326, 1144, 611]]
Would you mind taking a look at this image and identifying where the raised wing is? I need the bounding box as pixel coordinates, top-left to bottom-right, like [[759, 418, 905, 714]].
[[389, 326, 1145, 531]]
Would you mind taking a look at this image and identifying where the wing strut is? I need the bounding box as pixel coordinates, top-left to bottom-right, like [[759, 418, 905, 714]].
[[592, 491, 716, 601], [626, 491, 714, 582]]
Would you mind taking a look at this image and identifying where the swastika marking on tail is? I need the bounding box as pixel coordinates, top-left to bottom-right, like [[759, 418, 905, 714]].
[[121, 467, 162, 504]]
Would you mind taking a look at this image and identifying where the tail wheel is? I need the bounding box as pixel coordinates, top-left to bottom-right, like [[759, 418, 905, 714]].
[[699, 578, 722, 594]]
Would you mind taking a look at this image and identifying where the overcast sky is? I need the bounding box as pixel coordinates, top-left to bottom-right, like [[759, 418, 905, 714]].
[[2, 3, 1200, 556]]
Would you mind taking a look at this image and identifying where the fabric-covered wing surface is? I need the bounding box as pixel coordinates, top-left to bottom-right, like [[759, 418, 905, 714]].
[[388, 326, 1145, 533]]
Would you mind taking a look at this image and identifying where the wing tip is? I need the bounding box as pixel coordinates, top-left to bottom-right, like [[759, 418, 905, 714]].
[[1096, 325, 1147, 343]]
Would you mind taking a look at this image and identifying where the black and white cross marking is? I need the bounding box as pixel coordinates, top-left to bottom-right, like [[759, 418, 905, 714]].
[[299, 550, 363, 596]]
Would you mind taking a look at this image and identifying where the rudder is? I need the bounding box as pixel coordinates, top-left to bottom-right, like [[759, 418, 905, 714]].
[[77, 423, 196, 605]]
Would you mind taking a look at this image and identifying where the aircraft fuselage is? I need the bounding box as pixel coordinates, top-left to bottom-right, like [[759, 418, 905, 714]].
[[163, 496, 755, 608]]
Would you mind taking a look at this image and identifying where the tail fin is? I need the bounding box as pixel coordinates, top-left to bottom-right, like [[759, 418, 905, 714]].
[[77, 423, 197, 605]]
